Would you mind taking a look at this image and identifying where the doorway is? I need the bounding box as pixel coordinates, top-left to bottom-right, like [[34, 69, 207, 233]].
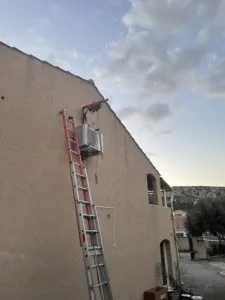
[[160, 240, 173, 286]]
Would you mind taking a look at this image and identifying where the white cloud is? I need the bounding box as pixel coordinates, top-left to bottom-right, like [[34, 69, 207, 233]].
[[50, 2, 60, 16], [145, 103, 170, 121], [118, 106, 138, 119], [155, 129, 173, 136], [36, 16, 51, 29], [27, 2, 60, 33], [3, 6, 99, 74], [94, 0, 225, 100], [147, 152, 160, 157], [95, 30, 207, 96], [198, 57, 225, 97], [198, 26, 225, 44], [123, 0, 221, 35], [2, 31, 98, 74], [117, 103, 170, 123], [67, 50, 100, 67]]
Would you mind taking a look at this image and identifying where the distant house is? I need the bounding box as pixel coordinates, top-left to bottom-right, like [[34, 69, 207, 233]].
[[174, 210, 187, 238], [173, 210, 189, 251]]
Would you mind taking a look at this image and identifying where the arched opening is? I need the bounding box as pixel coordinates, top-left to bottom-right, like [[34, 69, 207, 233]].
[[160, 240, 173, 286], [147, 173, 158, 205]]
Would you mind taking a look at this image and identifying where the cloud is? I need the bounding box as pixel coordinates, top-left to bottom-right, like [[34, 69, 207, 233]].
[[68, 50, 100, 67], [198, 26, 225, 44], [3, 32, 98, 74], [4, 7, 99, 74], [198, 57, 225, 97], [155, 129, 173, 136], [117, 103, 170, 122], [36, 16, 51, 28], [28, 16, 51, 33], [146, 103, 170, 121], [27, 2, 60, 33], [50, 2, 60, 16], [94, 0, 225, 100], [23, 41, 98, 72], [117, 106, 138, 119], [123, 0, 221, 36], [147, 152, 160, 157]]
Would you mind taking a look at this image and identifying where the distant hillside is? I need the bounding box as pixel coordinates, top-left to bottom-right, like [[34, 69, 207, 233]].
[[172, 186, 225, 212], [173, 186, 225, 198]]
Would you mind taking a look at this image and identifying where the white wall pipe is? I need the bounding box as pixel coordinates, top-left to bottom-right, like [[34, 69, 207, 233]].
[[95, 206, 116, 248], [170, 194, 181, 284], [163, 189, 168, 207]]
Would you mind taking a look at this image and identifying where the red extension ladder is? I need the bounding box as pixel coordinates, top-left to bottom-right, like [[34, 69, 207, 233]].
[[60, 109, 113, 300]]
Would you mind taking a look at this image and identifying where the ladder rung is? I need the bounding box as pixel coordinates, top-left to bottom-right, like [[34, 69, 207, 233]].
[[71, 149, 78, 155], [78, 186, 88, 191], [88, 252, 102, 256], [67, 127, 74, 133], [83, 214, 95, 218], [94, 282, 108, 288], [88, 246, 101, 251], [77, 200, 90, 205], [90, 263, 104, 269], [86, 230, 98, 234], [69, 138, 76, 144], [66, 118, 73, 124], [76, 173, 86, 179], [72, 162, 81, 167]]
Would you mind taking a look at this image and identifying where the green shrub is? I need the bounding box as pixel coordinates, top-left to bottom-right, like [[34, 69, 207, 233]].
[[208, 242, 225, 256]]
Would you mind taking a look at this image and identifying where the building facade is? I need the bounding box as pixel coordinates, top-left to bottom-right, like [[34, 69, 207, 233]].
[[0, 42, 178, 300]]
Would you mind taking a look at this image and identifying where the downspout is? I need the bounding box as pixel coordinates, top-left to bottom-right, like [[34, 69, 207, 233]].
[[170, 194, 181, 285]]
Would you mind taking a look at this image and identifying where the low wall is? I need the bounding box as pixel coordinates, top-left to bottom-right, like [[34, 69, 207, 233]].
[[177, 237, 189, 252], [193, 238, 207, 260]]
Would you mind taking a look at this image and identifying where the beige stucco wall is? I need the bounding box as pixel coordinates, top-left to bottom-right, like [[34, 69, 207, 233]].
[[0, 43, 177, 300]]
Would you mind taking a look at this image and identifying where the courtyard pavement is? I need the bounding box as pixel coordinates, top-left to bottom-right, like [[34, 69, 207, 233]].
[[179, 252, 225, 300]]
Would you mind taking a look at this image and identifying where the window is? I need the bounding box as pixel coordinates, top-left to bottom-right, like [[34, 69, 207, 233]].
[[147, 174, 158, 205]]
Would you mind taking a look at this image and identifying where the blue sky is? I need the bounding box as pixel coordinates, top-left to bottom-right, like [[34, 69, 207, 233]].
[[1, 0, 225, 186]]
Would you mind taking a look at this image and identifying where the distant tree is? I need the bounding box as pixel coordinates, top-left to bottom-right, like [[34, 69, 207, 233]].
[[186, 198, 225, 242], [173, 196, 196, 212]]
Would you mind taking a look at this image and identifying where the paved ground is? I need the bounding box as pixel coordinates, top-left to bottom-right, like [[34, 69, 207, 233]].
[[179, 253, 225, 300]]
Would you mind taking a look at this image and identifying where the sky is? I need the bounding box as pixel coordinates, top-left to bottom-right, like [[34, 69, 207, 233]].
[[1, 0, 225, 186]]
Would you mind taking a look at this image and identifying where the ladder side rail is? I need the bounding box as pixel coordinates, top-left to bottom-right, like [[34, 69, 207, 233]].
[[70, 117, 98, 299], [75, 199, 97, 299], [68, 115, 92, 242], [61, 110, 72, 163], [71, 117, 86, 189], [71, 165, 97, 300], [83, 167, 94, 206], [83, 166, 109, 298], [83, 151, 113, 299], [71, 117, 92, 221], [83, 168, 103, 281], [70, 163, 85, 245], [93, 205, 113, 300], [62, 110, 82, 246]]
